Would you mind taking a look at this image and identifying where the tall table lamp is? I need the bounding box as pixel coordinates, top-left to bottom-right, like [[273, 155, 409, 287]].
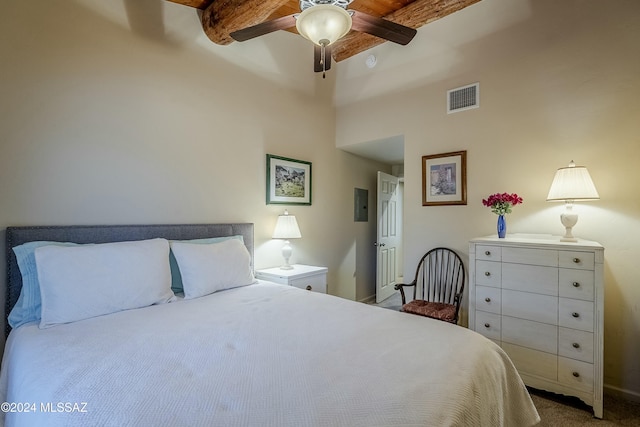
[[272, 210, 302, 270], [546, 160, 600, 242]]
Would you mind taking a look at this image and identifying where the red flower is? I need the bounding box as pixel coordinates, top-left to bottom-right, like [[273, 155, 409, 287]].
[[482, 193, 523, 215]]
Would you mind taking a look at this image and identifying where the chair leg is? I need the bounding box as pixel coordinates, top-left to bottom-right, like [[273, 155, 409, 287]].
[[398, 287, 406, 305]]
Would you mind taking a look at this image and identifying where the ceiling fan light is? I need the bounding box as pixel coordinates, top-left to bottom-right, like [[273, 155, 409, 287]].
[[296, 4, 352, 46]]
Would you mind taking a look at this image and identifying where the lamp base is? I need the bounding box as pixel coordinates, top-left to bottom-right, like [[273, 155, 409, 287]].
[[280, 240, 294, 270], [559, 203, 579, 242]]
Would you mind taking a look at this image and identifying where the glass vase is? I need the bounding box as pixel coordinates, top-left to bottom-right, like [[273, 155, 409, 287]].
[[497, 215, 506, 238]]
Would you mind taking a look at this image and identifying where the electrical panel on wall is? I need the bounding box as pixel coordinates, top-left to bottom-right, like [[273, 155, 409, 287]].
[[354, 188, 368, 222]]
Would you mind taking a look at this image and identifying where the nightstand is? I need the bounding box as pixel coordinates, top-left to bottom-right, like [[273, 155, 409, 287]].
[[255, 264, 327, 293]]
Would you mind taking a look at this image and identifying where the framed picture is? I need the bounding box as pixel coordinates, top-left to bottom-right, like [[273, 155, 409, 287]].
[[422, 150, 467, 206], [266, 154, 312, 205]]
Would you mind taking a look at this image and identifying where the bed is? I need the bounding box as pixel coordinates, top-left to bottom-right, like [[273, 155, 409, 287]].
[[0, 223, 540, 427]]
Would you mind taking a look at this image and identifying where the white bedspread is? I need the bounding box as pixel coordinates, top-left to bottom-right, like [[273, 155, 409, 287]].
[[0, 282, 539, 427]]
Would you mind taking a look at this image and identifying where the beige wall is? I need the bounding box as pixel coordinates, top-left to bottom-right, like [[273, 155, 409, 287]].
[[0, 0, 388, 348], [336, 0, 640, 400]]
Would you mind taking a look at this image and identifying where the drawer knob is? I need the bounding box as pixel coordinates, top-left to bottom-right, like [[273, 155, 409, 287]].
[[484, 323, 490, 328], [485, 297, 491, 303], [573, 257, 581, 263], [572, 343, 581, 349], [572, 282, 580, 288], [484, 271, 491, 277], [572, 312, 580, 318], [572, 371, 580, 378], [485, 251, 491, 256], [305, 285, 312, 291]]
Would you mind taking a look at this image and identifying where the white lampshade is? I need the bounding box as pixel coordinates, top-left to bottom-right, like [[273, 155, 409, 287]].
[[295, 4, 352, 46], [272, 210, 302, 239], [546, 161, 600, 202], [546, 161, 599, 242], [272, 210, 301, 270]]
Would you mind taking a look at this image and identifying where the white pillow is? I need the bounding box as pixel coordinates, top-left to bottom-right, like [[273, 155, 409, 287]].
[[35, 238, 175, 328], [170, 238, 256, 299]]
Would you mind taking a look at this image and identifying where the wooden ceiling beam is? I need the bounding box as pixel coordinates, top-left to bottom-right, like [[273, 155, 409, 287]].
[[332, 0, 481, 62], [201, 0, 291, 45]]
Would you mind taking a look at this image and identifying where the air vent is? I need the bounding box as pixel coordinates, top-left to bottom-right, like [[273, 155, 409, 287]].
[[447, 82, 479, 114]]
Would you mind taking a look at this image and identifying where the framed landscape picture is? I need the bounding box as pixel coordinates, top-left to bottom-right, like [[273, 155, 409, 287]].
[[266, 154, 312, 205], [422, 150, 467, 206]]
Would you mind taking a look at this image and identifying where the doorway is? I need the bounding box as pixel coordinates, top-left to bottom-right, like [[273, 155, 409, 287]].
[[337, 135, 405, 304]]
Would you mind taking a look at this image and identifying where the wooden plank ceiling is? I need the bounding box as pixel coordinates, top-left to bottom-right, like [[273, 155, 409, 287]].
[[167, 0, 481, 62]]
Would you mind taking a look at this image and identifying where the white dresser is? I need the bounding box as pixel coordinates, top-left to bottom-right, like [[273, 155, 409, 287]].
[[255, 264, 327, 293], [469, 234, 604, 418]]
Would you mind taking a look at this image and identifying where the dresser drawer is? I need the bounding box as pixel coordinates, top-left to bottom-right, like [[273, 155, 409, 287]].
[[289, 274, 326, 293], [502, 263, 558, 296], [558, 357, 594, 392], [475, 311, 501, 341], [559, 328, 594, 363], [502, 343, 557, 381], [475, 261, 501, 287], [559, 299, 594, 332], [502, 289, 558, 325], [502, 247, 558, 267], [502, 316, 557, 353], [476, 245, 501, 262], [559, 251, 595, 270], [559, 269, 594, 301], [476, 286, 501, 314]]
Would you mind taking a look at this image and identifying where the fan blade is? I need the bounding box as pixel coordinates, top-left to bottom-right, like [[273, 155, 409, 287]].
[[230, 14, 297, 42], [314, 45, 332, 73], [349, 10, 417, 45]]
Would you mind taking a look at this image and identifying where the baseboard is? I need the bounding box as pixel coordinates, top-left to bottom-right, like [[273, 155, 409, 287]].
[[359, 295, 376, 304], [604, 383, 640, 403]]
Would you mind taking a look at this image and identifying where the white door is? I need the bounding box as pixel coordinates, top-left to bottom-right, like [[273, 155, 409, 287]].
[[376, 171, 400, 303]]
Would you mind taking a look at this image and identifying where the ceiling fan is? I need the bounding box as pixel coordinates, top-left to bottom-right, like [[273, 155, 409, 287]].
[[229, 0, 418, 77]]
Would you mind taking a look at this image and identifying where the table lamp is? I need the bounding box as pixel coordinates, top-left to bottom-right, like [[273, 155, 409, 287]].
[[546, 161, 599, 242], [272, 210, 302, 269]]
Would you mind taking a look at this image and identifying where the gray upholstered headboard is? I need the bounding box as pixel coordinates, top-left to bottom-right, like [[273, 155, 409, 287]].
[[4, 223, 254, 336]]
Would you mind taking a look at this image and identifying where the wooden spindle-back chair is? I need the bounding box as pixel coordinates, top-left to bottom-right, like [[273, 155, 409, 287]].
[[394, 247, 465, 324]]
